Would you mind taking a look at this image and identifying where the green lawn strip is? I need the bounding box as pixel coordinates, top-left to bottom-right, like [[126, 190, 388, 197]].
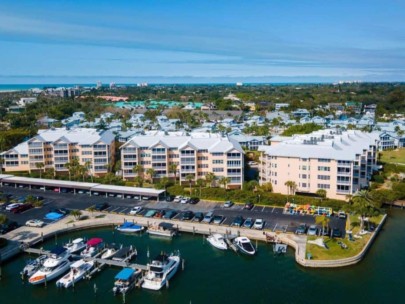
[[380, 149, 405, 165]]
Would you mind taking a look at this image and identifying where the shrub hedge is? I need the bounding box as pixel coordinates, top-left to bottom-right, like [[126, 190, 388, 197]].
[[167, 185, 346, 210]]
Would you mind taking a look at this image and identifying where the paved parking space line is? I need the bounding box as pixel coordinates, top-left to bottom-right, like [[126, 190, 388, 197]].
[[110, 207, 121, 213], [104, 206, 114, 211], [261, 206, 265, 212], [271, 207, 275, 213]]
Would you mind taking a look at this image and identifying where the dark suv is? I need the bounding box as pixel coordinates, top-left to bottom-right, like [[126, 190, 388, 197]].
[[231, 215, 244, 227]]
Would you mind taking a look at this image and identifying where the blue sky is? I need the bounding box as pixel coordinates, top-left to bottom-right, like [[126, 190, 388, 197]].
[[0, 0, 404, 83]]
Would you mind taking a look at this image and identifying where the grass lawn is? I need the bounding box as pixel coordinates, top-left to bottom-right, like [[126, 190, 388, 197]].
[[380, 149, 405, 165], [306, 214, 384, 260]]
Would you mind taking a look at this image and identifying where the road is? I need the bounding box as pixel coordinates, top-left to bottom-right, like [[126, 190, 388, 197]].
[[0, 185, 346, 235]]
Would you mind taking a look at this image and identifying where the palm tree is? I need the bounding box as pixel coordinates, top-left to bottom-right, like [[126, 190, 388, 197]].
[[284, 180, 297, 195], [185, 174, 195, 195], [168, 163, 178, 184], [134, 176, 144, 187], [352, 190, 379, 231], [70, 209, 82, 221], [218, 176, 231, 190], [315, 215, 330, 237], [133, 164, 144, 177], [146, 168, 156, 184], [84, 160, 93, 182], [205, 172, 216, 188], [158, 176, 170, 192], [87, 206, 96, 218], [196, 178, 205, 198], [35, 162, 45, 178]]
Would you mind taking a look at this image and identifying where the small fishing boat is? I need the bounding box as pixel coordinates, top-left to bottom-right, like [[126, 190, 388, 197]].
[[101, 245, 119, 259], [142, 251, 181, 290], [21, 255, 47, 277], [28, 247, 71, 285], [64, 238, 86, 254], [207, 233, 228, 250], [80, 238, 104, 258], [116, 222, 144, 233], [234, 237, 256, 255], [56, 259, 94, 288], [147, 223, 177, 238], [112, 246, 137, 262], [112, 268, 142, 295]]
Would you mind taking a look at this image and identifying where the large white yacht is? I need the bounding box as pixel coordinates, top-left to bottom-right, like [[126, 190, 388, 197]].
[[29, 247, 71, 285], [207, 233, 228, 250], [56, 259, 94, 288], [142, 252, 181, 290], [21, 255, 47, 277]]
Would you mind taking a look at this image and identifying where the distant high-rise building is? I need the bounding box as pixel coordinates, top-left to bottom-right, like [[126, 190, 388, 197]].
[[137, 82, 148, 87], [109, 82, 116, 89], [96, 81, 102, 89], [236, 82, 243, 86]]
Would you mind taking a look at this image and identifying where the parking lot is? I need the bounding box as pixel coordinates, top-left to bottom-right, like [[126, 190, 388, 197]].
[[0, 186, 346, 236]]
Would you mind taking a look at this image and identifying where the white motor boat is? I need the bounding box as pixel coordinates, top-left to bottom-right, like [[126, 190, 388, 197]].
[[80, 238, 104, 258], [56, 259, 94, 288], [147, 223, 177, 238], [113, 268, 142, 295], [234, 237, 256, 256], [29, 247, 71, 285], [21, 255, 47, 277], [142, 252, 181, 290], [64, 238, 86, 254], [207, 234, 228, 250], [101, 246, 118, 259]]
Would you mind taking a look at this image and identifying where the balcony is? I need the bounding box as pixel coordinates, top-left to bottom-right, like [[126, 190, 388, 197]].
[[337, 181, 351, 185], [181, 169, 196, 173], [337, 172, 351, 176]]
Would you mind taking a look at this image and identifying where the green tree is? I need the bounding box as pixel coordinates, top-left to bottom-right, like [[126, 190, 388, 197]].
[[146, 168, 156, 184], [70, 209, 82, 221], [0, 214, 7, 225], [205, 172, 216, 188], [168, 163, 178, 184], [315, 215, 330, 237], [284, 180, 297, 195], [316, 189, 327, 199], [185, 174, 195, 195], [35, 162, 45, 178], [218, 176, 231, 190], [196, 178, 205, 198], [133, 164, 144, 177], [351, 190, 380, 231], [134, 176, 144, 187]]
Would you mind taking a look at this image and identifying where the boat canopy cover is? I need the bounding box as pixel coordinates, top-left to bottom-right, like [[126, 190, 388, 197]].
[[50, 246, 67, 255], [87, 238, 103, 246], [115, 268, 135, 280], [119, 222, 142, 228], [45, 212, 64, 220]]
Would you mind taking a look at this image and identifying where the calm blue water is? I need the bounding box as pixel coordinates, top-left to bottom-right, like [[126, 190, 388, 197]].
[[1, 208, 404, 303]]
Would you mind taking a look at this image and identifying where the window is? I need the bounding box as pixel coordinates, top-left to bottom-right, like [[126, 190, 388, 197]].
[[318, 166, 330, 171], [198, 164, 209, 168], [198, 156, 208, 161], [169, 154, 179, 158], [317, 184, 330, 189], [213, 168, 224, 172], [141, 153, 151, 157], [227, 152, 241, 158], [212, 152, 224, 156], [198, 149, 208, 153], [181, 150, 195, 155], [152, 148, 165, 154], [94, 151, 107, 156], [317, 175, 330, 180], [212, 160, 223, 164], [94, 158, 107, 163], [82, 151, 92, 155], [227, 160, 241, 167], [94, 144, 106, 149], [318, 158, 331, 163], [140, 161, 151, 165]]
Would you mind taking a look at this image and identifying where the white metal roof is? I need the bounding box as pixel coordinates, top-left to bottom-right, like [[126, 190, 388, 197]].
[[91, 184, 164, 196]]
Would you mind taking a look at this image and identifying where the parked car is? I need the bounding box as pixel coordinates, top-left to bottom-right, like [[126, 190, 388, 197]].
[[180, 211, 194, 221], [180, 197, 190, 204], [213, 215, 224, 225], [6, 203, 23, 212], [154, 210, 166, 218], [189, 197, 200, 204], [108, 193, 116, 197], [25, 219, 45, 228], [307, 225, 318, 236], [165, 195, 175, 202], [203, 211, 214, 223], [192, 212, 204, 222], [12, 203, 33, 214], [0, 221, 18, 234], [295, 223, 307, 235], [144, 210, 157, 218], [125, 194, 134, 199], [92, 192, 100, 196], [244, 202, 254, 210], [243, 218, 254, 228], [163, 210, 177, 219], [133, 195, 140, 200], [231, 215, 244, 227], [338, 211, 347, 219], [94, 202, 109, 211], [129, 206, 143, 215], [224, 201, 234, 208], [173, 196, 183, 203], [253, 218, 264, 230]]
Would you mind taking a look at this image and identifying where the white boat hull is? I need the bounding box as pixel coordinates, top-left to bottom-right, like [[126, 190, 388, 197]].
[[56, 262, 94, 288], [207, 235, 228, 250], [29, 260, 71, 285], [142, 257, 180, 290]]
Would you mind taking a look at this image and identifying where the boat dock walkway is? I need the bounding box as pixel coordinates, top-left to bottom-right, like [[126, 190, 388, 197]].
[[23, 247, 148, 271]]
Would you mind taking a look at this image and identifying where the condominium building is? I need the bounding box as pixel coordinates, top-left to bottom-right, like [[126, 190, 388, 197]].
[[1, 128, 115, 176], [258, 130, 380, 199], [120, 133, 244, 189]]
